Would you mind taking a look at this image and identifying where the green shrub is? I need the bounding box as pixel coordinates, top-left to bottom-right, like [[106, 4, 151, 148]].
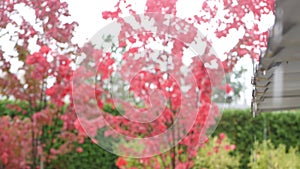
[[0, 99, 30, 117], [49, 138, 118, 169], [44, 104, 119, 169], [193, 133, 240, 169], [2, 99, 300, 169], [214, 109, 300, 169], [248, 140, 300, 169], [115, 134, 239, 169]]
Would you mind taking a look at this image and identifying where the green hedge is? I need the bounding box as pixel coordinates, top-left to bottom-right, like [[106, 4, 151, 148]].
[[214, 109, 300, 169], [2, 99, 300, 169], [49, 138, 118, 169], [0, 100, 30, 117]]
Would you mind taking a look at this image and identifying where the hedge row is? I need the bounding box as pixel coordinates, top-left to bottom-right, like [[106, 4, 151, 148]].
[[1, 100, 299, 169], [213, 109, 300, 169], [49, 138, 118, 169]]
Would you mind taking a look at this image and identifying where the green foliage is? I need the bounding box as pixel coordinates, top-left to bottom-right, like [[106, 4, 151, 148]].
[[248, 140, 300, 169], [0, 99, 30, 117], [103, 104, 124, 116], [214, 109, 300, 169], [2, 100, 300, 169], [49, 138, 118, 169], [121, 134, 240, 169], [193, 135, 240, 169], [46, 105, 119, 169]]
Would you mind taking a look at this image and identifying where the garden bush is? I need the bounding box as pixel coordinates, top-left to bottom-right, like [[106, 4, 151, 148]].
[[248, 140, 300, 169], [49, 138, 118, 169], [114, 133, 239, 169], [193, 133, 239, 169], [214, 109, 300, 169]]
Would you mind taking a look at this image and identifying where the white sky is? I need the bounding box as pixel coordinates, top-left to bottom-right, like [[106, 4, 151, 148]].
[[66, 0, 275, 106], [0, 0, 275, 106]]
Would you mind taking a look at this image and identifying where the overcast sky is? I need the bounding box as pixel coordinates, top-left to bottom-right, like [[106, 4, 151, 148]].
[[0, 0, 275, 106], [66, 0, 275, 106]]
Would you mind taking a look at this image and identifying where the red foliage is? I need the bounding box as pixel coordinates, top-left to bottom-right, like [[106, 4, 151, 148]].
[[94, 0, 273, 168], [225, 84, 233, 94], [0, 0, 81, 168], [0, 0, 274, 168], [116, 158, 128, 168]]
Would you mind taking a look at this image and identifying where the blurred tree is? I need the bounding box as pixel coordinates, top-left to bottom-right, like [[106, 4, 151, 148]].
[[0, 0, 82, 168], [212, 66, 247, 104]]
